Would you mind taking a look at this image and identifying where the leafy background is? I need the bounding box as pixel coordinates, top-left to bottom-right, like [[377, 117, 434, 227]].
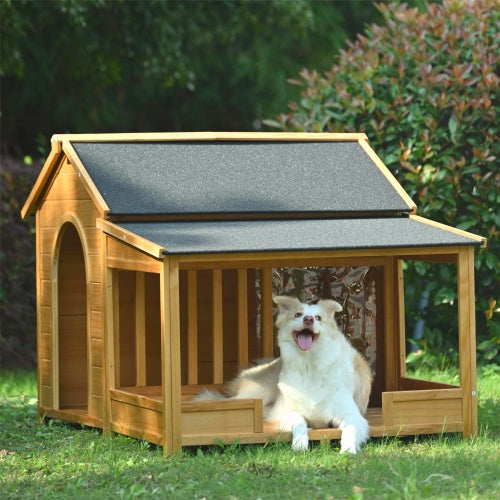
[[266, 0, 499, 367], [1, 0, 498, 369]]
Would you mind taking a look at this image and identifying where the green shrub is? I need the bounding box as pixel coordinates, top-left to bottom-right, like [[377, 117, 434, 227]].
[[266, 0, 499, 364], [0, 157, 39, 369]]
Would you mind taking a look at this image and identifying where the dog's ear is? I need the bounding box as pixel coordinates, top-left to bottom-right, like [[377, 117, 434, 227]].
[[273, 295, 301, 314], [318, 299, 343, 318]]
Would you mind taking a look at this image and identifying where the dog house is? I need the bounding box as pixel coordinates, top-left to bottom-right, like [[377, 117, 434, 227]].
[[22, 132, 486, 455]]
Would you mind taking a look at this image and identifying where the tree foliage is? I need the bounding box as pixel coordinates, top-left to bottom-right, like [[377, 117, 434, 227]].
[[1, 0, 383, 368], [267, 0, 499, 363], [1, 0, 380, 156]]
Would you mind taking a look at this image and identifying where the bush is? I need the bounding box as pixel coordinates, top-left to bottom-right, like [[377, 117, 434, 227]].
[[266, 0, 499, 364], [0, 156, 41, 369]]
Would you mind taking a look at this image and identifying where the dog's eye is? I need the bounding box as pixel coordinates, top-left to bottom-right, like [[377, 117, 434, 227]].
[[315, 315, 322, 321], [294, 312, 302, 318]]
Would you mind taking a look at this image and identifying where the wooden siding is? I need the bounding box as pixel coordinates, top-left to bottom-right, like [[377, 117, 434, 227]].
[[37, 156, 105, 421]]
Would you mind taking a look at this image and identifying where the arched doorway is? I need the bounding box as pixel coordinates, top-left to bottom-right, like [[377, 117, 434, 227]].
[[57, 223, 88, 411]]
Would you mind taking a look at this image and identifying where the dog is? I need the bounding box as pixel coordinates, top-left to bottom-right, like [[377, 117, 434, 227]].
[[196, 295, 372, 453]]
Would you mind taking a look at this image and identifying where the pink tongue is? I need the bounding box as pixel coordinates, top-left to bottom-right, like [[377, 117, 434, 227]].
[[297, 333, 314, 351]]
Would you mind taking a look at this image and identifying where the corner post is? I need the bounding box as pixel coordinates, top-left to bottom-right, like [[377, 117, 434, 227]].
[[160, 255, 182, 455], [458, 247, 478, 437]]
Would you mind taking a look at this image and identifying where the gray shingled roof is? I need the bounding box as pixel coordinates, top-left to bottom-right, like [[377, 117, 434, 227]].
[[71, 141, 410, 216], [116, 217, 482, 255]]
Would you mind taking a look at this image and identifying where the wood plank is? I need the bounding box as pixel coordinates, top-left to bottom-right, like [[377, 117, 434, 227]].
[[112, 270, 121, 388], [39, 332, 52, 360], [458, 247, 478, 437], [400, 377, 460, 390], [52, 131, 367, 143], [237, 269, 249, 370], [110, 399, 162, 437], [135, 272, 146, 386], [212, 270, 224, 384], [90, 310, 104, 340], [358, 138, 417, 213], [160, 257, 183, 455], [91, 337, 103, 367], [41, 407, 102, 429], [39, 200, 101, 228], [182, 405, 259, 436], [260, 268, 274, 358], [21, 142, 63, 218], [91, 366, 103, 397], [384, 258, 397, 391], [382, 389, 463, 427], [97, 219, 165, 258], [396, 259, 406, 380], [168, 256, 182, 453], [44, 171, 91, 202], [106, 236, 162, 273], [179, 249, 461, 270], [187, 270, 198, 384]]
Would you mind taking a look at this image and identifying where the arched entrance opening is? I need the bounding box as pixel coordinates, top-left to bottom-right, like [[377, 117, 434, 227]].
[[57, 223, 88, 411]]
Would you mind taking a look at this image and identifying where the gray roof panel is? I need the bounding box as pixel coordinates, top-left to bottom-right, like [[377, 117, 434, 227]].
[[115, 217, 482, 255], [71, 141, 410, 216]]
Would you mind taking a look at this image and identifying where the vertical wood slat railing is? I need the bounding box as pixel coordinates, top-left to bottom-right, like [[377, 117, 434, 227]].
[[135, 272, 146, 386], [237, 269, 249, 370], [183, 267, 276, 386], [212, 270, 224, 384], [187, 270, 198, 385]]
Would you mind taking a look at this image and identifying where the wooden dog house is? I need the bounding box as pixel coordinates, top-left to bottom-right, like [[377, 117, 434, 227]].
[[22, 132, 486, 455]]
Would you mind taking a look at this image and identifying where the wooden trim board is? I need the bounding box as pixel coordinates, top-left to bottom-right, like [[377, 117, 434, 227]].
[[52, 132, 367, 143]]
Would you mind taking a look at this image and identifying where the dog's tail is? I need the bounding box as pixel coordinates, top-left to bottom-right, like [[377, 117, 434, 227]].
[[192, 388, 228, 401]]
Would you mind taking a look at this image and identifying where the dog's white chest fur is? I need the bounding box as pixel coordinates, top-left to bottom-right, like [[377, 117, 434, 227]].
[[278, 342, 356, 427]]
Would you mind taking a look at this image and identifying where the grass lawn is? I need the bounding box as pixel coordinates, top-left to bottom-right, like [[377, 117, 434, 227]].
[[1, 366, 498, 499]]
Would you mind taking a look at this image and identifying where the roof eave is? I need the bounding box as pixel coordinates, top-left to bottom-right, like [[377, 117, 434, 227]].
[[21, 137, 63, 219]]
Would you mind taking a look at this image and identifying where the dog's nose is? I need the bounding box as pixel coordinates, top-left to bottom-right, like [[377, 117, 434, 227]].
[[303, 315, 314, 326]]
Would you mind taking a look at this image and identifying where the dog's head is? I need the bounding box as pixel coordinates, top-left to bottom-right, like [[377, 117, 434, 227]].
[[273, 295, 342, 354]]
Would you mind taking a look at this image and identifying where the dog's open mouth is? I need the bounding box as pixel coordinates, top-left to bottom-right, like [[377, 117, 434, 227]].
[[293, 329, 319, 351]]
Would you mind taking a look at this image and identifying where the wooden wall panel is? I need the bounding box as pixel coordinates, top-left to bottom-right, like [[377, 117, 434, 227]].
[[37, 159, 105, 417], [40, 200, 100, 228]]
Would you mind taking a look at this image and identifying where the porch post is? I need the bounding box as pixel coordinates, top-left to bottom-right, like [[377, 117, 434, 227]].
[[160, 255, 182, 455], [458, 246, 478, 437]]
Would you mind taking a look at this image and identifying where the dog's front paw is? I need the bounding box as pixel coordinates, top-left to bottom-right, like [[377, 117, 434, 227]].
[[291, 422, 309, 452], [340, 424, 358, 454]]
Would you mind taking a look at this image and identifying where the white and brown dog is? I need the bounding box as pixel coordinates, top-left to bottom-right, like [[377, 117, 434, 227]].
[[197, 295, 372, 453]]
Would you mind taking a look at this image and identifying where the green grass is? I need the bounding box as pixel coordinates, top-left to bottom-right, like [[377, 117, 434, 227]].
[[1, 367, 499, 499]]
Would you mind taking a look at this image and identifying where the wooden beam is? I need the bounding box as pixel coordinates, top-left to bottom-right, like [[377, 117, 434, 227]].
[[112, 270, 121, 389], [160, 256, 182, 455], [178, 248, 462, 270], [458, 246, 478, 437], [103, 266, 115, 434], [261, 268, 274, 358], [395, 259, 407, 380], [237, 269, 249, 370], [97, 219, 165, 259], [187, 270, 198, 385], [384, 258, 397, 392], [51, 131, 367, 143], [212, 270, 224, 384], [21, 140, 63, 219], [135, 272, 146, 386]]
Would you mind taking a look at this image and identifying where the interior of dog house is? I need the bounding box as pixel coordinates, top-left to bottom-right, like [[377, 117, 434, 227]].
[[21, 132, 486, 455]]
